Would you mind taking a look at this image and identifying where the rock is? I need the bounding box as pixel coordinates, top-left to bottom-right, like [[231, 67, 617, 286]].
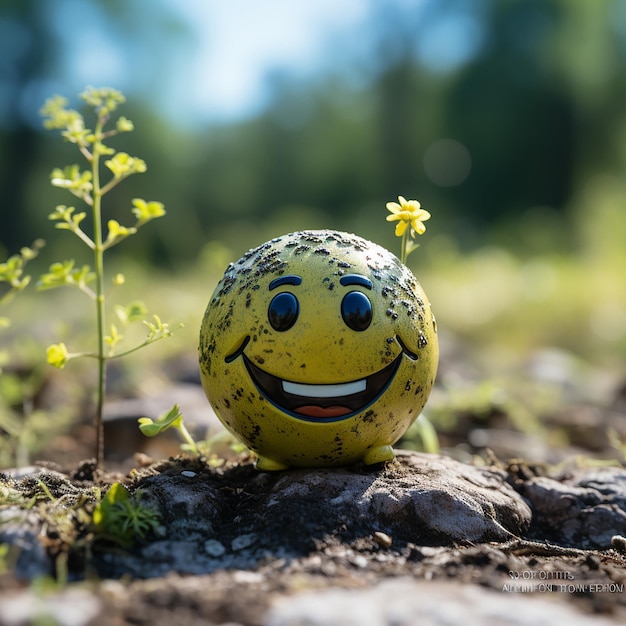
[[266, 577, 620, 626], [521, 465, 626, 549], [5, 451, 626, 582], [261, 451, 530, 546], [93, 451, 531, 577]]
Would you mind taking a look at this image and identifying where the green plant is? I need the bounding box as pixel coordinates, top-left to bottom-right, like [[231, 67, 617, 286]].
[[0, 242, 61, 467], [92, 482, 162, 548], [138, 404, 248, 464], [138, 404, 199, 454], [0, 241, 45, 371], [38, 87, 181, 469]]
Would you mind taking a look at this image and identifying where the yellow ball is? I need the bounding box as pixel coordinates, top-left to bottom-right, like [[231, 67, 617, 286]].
[[198, 230, 438, 470]]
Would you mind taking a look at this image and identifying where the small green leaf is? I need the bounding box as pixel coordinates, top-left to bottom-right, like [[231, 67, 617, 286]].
[[105, 324, 123, 350], [80, 87, 126, 116], [50, 165, 92, 197], [116, 116, 134, 132], [131, 198, 166, 224], [136, 419, 162, 437], [38, 261, 75, 289], [115, 301, 148, 325], [138, 404, 183, 437], [38, 260, 95, 291], [19, 241, 44, 261], [105, 153, 146, 179], [61, 117, 90, 145], [143, 314, 171, 340], [40, 96, 85, 132], [49, 205, 87, 231], [105, 219, 137, 247]]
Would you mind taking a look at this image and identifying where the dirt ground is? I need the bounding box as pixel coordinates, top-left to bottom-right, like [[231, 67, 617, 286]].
[[1, 340, 626, 625], [1, 450, 626, 626]]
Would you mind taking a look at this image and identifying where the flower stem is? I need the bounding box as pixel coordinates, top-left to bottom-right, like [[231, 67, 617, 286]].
[[92, 120, 107, 471], [400, 229, 409, 264]]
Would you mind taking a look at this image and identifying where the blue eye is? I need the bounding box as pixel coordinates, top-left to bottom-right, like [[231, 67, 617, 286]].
[[268, 292, 299, 331], [341, 291, 372, 331]]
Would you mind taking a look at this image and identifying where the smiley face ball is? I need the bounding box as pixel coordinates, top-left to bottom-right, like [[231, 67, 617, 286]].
[[198, 230, 438, 470]]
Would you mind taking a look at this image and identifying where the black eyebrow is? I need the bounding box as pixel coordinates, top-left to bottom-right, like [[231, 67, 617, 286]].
[[269, 275, 302, 291], [339, 274, 373, 290]]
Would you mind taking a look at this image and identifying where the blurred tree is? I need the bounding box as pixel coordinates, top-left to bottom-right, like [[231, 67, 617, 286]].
[[444, 0, 577, 224], [0, 0, 58, 248], [2, 0, 626, 265]]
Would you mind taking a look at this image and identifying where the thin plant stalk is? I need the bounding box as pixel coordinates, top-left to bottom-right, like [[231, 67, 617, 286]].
[[91, 114, 107, 470], [400, 229, 409, 264], [39, 88, 178, 471]]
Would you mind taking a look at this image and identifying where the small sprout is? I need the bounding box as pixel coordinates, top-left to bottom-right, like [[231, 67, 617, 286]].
[[112, 273, 125, 286], [93, 482, 161, 548], [138, 404, 199, 454]]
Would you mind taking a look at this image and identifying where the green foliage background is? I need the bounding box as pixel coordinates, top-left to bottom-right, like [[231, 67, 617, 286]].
[[1, 0, 626, 366]]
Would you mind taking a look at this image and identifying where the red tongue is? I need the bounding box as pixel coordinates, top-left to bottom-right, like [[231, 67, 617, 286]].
[[295, 405, 352, 418]]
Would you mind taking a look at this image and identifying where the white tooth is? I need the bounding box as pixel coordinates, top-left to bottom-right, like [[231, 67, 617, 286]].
[[282, 379, 366, 398]]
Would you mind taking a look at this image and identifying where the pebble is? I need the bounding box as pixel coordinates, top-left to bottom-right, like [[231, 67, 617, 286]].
[[231, 533, 258, 551], [204, 539, 226, 557], [373, 531, 392, 548], [610, 535, 626, 552]]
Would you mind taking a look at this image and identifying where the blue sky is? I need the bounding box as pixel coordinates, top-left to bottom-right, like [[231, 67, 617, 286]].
[[169, 0, 373, 122], [24, 0, 485, 128], [165, 0, 484, 123]]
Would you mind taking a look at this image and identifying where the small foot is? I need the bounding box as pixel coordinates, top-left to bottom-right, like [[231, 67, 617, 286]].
[[255, 456, 290, 472], [362, 445, 395, 466]]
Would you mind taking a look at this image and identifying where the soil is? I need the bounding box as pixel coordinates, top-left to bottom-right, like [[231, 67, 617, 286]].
[[1, 450, 626, 626], [1, 341, 626, 625]]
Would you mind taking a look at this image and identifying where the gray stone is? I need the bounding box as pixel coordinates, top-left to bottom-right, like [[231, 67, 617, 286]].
[[522, 465, 626, 548], [264, 451, 531, 544]]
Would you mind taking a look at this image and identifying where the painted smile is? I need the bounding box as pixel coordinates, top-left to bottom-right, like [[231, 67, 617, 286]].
[[243, 354, 401, 422], [226, 336, 414, 422]]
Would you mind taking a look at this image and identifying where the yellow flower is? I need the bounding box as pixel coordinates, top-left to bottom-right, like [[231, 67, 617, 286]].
[[46, 343, 70, 369], [386, 196, 431, 238]]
